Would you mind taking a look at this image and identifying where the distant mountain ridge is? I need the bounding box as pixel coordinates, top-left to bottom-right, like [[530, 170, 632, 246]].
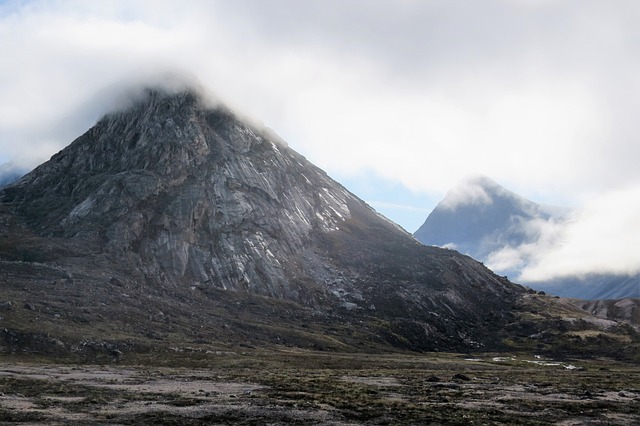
[[414, 176, 640, 300], [414, 175, 560, 278]]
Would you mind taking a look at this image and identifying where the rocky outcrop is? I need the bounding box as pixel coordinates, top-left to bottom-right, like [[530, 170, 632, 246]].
[[575, 298, 640, 329]]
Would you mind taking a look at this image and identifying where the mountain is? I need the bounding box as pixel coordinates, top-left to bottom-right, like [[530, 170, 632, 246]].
[[0, 86, 637, 360], [414, 175, 558, 276], [414, 176, 640, 300], [575, 298, 640, 329]]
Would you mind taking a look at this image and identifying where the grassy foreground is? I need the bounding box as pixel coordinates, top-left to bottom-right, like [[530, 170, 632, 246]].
[[0, 350, 638, 425]]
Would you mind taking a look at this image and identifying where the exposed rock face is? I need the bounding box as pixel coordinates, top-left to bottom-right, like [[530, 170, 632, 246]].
[[2, 86, 601, 353], [3, 90, 353, 301]]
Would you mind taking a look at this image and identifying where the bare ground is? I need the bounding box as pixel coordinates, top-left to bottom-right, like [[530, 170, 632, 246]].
[[0, 351, 638, 425]]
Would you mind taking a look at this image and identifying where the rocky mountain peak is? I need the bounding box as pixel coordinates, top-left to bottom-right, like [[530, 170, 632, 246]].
[[414, 175, 552, 261], [0, 84, 545, 351], [2, 86, 355, 300]]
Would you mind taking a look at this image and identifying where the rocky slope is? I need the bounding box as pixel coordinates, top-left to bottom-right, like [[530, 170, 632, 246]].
[[0, 87, 637, 359], [574, 298, 640, 329]]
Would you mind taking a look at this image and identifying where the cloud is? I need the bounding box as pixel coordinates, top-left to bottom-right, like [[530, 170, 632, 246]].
[[484, 216, 568, 278], [480, 185, 640, 283], [1, 0, 640, 278], [439, 176, 493, 210], [518, 186, 640, 281], [0, 1, 635, 191], [88, 70, 221, 116], [0, 1, 198, 166]]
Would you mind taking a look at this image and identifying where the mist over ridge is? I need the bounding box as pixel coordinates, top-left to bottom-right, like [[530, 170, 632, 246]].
[[414, 175, 640, 299]]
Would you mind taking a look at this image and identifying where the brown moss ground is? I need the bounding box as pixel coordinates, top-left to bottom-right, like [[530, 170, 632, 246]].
[[0, 350, 638, 425]]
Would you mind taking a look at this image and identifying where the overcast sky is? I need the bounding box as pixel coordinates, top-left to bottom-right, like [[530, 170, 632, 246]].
[[1, 0, 640, 282]]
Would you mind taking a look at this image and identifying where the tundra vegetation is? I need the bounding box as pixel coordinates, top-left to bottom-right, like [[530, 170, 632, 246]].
[[0, 350, 639, 425]]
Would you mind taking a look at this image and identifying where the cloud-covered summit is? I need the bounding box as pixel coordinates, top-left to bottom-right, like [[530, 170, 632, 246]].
[[415, 176, 640, 297], [2, 0, 640, 263], [414, 175, 565, 279], [439, 175, 533, 211]]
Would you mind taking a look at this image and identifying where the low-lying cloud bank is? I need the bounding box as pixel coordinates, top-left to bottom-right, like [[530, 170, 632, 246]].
[[483, 185, 640, 282]]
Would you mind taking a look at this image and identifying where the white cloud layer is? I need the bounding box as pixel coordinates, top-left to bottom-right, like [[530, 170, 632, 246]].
[[1, 0, 640, 279], [517, 186, 640, 281], [439, 176, 493, 210], [479, 185, 640, 282]]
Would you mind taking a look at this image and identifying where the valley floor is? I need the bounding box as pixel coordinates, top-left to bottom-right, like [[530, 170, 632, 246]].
[[0, 351, 638, 425]]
